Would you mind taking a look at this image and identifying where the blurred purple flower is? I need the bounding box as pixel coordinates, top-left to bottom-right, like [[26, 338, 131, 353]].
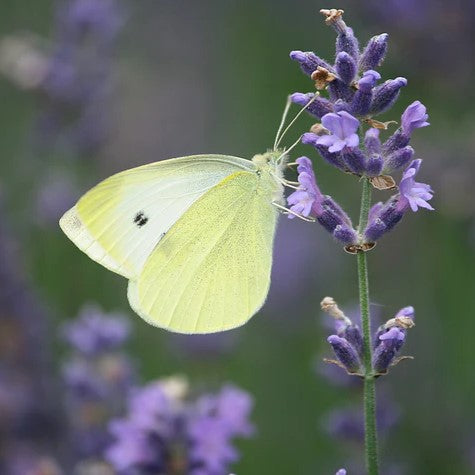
[[317, 112, 360, 153], [35, 173, 79, 227], [0, 198, 59, 468], [335, 469, 347, 475], [324, 396, 400, 443], [35, 0, 125, 155], [57, 0, 124, 47], [61, 304, 131, 355], [3, 447, 62, 475], [188, 417, 239, 473], [61, 305, 135, 461], [105, 378, 254, 475]]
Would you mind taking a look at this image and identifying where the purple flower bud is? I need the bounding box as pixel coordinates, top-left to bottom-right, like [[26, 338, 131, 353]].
[[61, 305, 131, 355], [317, 111, 360, 153], [290, 92, 333, 119], [359, 33, 389, 71], [350, 70, 381, 116], [302, 133, 347, 171], [336, 470, 347, 475], [327, 335, 362, 373], [366, 155, 384, 177], [341, 147, 367, 174], [364, 198, 404, 242], [370, 77, 407, 115], [358, 70, 381, 92], [333, 224, 359, 245], [382, 129, 410, 155], [328, 79, 354, 102], [397, 159, 434, 212], [333, 99, 350, 113], [395, 306, 414, 319], [317, 198, 358, 245], [365, 128, 381, 155], [373, 327, 405, 373], [342, 324, 364, 357], [335, 52, 357, 84], [401, 100, 430, 136], [289, 50, 334, 76], [336, 27, 360, 61], [383, 145, 414, 173]]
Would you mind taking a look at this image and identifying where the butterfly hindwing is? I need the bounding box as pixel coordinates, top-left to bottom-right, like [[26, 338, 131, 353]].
[[127, 170, 279, 333], [59, 155, 254, 279]]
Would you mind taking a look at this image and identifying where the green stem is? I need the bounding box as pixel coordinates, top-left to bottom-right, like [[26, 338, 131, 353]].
[[357, 178, 379, 475]]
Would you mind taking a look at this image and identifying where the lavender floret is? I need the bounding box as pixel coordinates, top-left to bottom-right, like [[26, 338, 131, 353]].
[[341, 147, 367, 175], [383, 145, 415, 173], [350, 70, 381, 116], [287, 157, 357, 245], [327, 335, 362, 374], [364, 128, 381, 155], [335, 51, 357, 84], [289, 50, 334, 76], [290, 92, 334, 119], [317, 111, 360, 153], [373, 328, 406, 374], [359, 33, 389, 71], [370, 77, 408, 115]]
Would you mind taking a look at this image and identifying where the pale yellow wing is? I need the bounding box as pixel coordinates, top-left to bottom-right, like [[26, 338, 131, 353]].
[[127, 171, 279, 334], [59, 155, 255, 279]]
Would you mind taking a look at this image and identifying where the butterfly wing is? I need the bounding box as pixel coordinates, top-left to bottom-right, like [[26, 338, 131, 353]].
[[127, 170, 279, 333], [59, 155, 254, 279]]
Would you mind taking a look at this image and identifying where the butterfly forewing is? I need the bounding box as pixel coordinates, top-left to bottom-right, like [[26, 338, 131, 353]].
[[127, 170, 279, 333], [59, 155, 254, 279]]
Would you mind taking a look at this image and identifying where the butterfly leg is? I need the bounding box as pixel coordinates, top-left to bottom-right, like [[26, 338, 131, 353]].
[[270, 173, 301, 190], [272, 201, 316, 222]]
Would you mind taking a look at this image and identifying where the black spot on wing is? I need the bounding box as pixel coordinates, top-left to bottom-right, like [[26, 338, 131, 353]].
[[134, 211, 149, 227]]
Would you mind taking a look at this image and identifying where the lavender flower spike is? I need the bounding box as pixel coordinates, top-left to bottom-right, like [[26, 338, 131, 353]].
[[401, 100, 430, 136], [397, 159, 434, 212], [317, 111, 360, 153]]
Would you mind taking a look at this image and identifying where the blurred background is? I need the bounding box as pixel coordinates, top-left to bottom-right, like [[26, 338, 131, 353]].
[[0, 0, 474, 474]]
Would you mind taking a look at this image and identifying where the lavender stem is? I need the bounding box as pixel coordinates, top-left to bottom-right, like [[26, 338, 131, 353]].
[[357, 178, 379, 475]]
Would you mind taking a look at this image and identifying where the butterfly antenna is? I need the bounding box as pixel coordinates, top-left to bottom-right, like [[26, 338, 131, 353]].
[[273, 95, 292, 151], [277, 135, 302, 163], [274, 93, 320, 150]]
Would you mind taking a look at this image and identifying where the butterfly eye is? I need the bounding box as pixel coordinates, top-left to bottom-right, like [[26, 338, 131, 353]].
[[134, 211, 149, 227]]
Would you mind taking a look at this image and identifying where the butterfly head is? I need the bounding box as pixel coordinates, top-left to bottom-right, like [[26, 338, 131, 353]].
[[252, 150, 287, 173]]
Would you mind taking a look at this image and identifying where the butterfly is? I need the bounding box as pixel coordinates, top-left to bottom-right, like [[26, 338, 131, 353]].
[[59, 97, 315, 334]]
